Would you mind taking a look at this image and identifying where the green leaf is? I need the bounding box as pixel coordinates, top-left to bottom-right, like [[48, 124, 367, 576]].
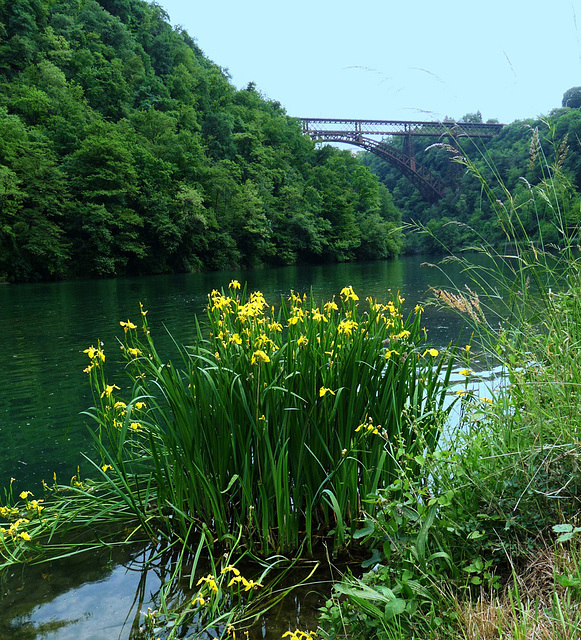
[[427, 550, 451, 563], [415, 504, 436, 564], [553, 524, 574, 533], [383, 598, 406, 620], [361, 548, 383, 569], [353, 520, 375, 539], [557, 574, 581, 588], [220, 474, 240, 494], [467, 529, 485, 540], [437, 489, 455, 506], [556, 532, 574, 543]]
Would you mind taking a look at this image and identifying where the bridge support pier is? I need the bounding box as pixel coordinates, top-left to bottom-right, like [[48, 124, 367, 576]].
[[404, 134, 416, 171]]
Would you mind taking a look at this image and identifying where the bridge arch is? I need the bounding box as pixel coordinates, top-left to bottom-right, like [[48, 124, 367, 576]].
[[312, 131, 445, 203], [300, 118, 504, 203]]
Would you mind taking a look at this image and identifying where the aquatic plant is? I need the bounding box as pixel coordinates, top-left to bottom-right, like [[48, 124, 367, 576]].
[[0, 284, 458, 640], [80, 284, 456, 555]]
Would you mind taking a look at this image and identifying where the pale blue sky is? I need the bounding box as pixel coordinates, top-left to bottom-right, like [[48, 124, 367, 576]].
[[157, 0, 581, 124]]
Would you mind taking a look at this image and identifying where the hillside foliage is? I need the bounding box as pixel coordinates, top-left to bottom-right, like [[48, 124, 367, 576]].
[[0, 0, 402, 282], [361, 107, 581, 253]]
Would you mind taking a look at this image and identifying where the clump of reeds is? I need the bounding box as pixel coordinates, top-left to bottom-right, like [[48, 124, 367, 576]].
[[0, 285, 457, 568], [79, 285, 456, 555]]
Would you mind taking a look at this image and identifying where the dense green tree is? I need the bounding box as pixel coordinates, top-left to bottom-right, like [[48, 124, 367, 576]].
[[360, 103, 581, 254], [562, 86, 581, 109], [0, 0, 403, 281], [0, 108, 69, 280]]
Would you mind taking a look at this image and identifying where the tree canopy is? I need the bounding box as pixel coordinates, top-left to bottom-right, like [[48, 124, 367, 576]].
[[562, 86, 581, 109], [360, 104, 581, 254], [0, 0, 403, 281]]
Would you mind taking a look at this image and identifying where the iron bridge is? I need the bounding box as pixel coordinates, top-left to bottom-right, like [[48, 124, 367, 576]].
[[299, 118, 505, 202]]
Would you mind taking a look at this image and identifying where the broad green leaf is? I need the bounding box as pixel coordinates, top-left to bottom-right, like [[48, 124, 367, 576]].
[[383, 598, 406, 620], [353, 520, 375, 539]]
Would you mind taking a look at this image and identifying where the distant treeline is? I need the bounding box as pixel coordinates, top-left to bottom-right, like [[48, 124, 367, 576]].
[[0, 0, 402, 282], [361, 108, 581, 253]]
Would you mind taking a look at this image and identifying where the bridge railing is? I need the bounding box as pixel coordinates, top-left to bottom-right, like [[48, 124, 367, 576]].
[[299, 118, 504, 138]]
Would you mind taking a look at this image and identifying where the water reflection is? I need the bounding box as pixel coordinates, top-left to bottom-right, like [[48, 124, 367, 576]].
[[0, 542, 328, 640], [0, 256, 480, 490], [1, 545, 147, 639]]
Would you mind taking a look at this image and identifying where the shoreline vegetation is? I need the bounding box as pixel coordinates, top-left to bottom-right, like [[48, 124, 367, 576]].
[[0, 0, 403, 284], [3, 128, 581, 640], [3, 2, 581, 639]]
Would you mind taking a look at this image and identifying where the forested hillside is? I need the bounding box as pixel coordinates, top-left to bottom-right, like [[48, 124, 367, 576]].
[[361, 107, 581, 253], [0, 0, 402, 282]]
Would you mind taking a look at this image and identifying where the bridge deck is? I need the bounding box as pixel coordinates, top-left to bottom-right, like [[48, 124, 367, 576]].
[[300, 117, 504, 138]]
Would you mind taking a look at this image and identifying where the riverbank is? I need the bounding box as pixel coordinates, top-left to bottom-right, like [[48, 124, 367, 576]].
[[3, 141, 581, 638], [1, 256, 581, 639], [316, 137, 581, 640], [3, 267, 580, 640]]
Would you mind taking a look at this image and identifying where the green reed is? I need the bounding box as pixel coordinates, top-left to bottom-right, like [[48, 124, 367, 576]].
[[79, 285, 456, 555], [427, 125, 579, 344]]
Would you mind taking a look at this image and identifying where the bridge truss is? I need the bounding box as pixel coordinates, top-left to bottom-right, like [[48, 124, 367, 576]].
[[300, 118, 504, 202]]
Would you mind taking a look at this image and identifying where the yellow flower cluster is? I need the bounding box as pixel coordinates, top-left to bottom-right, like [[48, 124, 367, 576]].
[[83, 341, 105, 374], [366, 296, 401, 320], [0, 505, 19, 519], [221, 564, 263, 591], [27, 499, 44, 515], [355, 416, 383, 436], [251, 349, 270, 365], [101, 383, 120, 399], [208, 285, 427, 376], [119, 319, 137, 333], [337, 319, 358, 336], [282, 631, 317, 640], [190, 567, 264, 609], [340, 285, 359, 302], [0, 489, 45, 543], [0, 517, 32, 541], [227, 575, 263, 590], [197, 573, 219, 594]]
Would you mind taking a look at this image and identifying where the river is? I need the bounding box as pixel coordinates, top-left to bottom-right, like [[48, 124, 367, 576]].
[[0, 255, 497, 639]]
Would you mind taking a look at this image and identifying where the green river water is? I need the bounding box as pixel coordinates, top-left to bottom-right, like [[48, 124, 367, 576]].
[[0, 256, 494, 640]]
